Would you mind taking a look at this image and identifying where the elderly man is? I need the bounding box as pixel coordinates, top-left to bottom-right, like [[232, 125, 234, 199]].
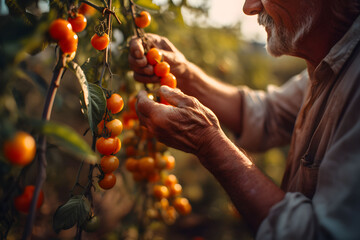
[[128, 0, 360, 239]]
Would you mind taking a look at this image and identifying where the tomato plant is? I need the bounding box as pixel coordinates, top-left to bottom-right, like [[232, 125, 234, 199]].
[[3, 131, 36, 166], [91, 33, 110, 50]]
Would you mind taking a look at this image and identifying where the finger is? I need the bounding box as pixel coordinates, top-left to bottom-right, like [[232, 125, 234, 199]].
[[129, 37, 145, 59], [133, 72, 160, 84], [159, 85, 195, 108], [145, 33, 177, 52], [128, 54, 148, 68], [136, 90, 156, 118]]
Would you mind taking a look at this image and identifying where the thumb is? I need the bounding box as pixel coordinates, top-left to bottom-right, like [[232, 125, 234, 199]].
[[159, 85, 195, 108]]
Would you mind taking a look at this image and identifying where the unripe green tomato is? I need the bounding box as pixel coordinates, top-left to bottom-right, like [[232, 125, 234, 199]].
[[82, 216, 100, 232]]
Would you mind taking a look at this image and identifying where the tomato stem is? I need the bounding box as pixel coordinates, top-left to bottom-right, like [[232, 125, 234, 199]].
[[22, 53, 66, 240]]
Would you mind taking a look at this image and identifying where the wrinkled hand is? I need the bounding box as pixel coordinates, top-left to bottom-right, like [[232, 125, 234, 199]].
[[128, 33, 188, 87], [136, 85, 222, 157]]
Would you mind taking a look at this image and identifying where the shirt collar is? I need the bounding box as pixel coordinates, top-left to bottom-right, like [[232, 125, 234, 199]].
[[318, 15, 360, 76]]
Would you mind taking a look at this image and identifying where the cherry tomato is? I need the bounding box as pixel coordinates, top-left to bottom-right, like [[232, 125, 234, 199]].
[[138, 157, 155, 173], [164, 155, 175, 170], [91, 33, 110, 50], [4, 131, 36, 166], [14, 185, 44, 214], [125, 157, 139, 172], [78, 3, 96, 17], [68, 14, 87, 33], [160, 73, 177, 88], [98, 173, 116, 190], [107, 93, 124, 114], [105, 119, 123, 137], [97, 119, 106, 136], [49, 19, 73, 40], [153, 185, 169, 199], [169, 183, 182, 196], [173, 197, 191, 215], [96, 137, 121, 155], [146, 48, 162, 65], [154, 62, 170, 77], [82, 216, 100, 232], [100, 155, 119, 173], [164, 174, 178, 187], [59, 32, 78, 54], [147, 171, 160, 183], [135, 11, 151, 28]]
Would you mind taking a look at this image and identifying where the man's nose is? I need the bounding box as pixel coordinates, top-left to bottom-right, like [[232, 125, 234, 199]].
[[243, 0, 263, 15]]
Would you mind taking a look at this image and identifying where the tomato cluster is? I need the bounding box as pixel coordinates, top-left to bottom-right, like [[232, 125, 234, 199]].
[[14, 185, 44, 214], [49, 13, 87, 57], [123, 123, 191, 224], [146, 47, 177, 105], [96, 93, 125, 190]]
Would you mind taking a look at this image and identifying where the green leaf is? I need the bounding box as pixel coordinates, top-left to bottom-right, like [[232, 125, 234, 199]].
[[134, 0, 160, 10], [68, 62, 106, 135], [40, 121, 98, 164], [53, 195, 91, 234]]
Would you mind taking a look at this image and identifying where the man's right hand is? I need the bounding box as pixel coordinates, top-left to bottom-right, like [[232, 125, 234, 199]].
[[128, 33, 188, 89]]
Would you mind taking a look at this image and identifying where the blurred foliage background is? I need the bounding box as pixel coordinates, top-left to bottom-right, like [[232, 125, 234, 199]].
[[0, 0, 306, 239]]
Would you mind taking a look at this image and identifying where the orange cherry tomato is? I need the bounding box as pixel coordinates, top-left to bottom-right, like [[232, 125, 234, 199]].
[[146, 48, 162, 65], [49, 19, 73, 40], [164, 155, 175, 170], [125, 157, 139, 172], [160, 73, 177, 88], [107, 93, 124, 114], [14, 185, 44, 214], [91, 33, 110, 50], [96, 137, 121, 155], [68, 14, 87, 32], [98, 173, 116, 189], [153, 185, 169, 199], [4, 131, 36, 166], [100, 155, 119, 173], [173, 197, 192, 215], [59, 32, 78, 54], [154, 62, 170, 77], [78, 3, 96, 16], [169, 183, 182, 196], [135, 11, 151, 28], [138, 157, 155, 173], [164, 174, 178, 187], [105, 119, 123, 137]]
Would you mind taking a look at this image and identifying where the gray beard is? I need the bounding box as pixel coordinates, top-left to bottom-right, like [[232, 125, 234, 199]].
[[257, 10, 315, 57]]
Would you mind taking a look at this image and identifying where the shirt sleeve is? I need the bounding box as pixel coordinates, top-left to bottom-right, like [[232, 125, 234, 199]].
[[256, 87, 360, 240], [236, 70, 308, 152]]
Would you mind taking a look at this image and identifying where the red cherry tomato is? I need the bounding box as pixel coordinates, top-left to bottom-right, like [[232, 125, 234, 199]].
[[68, 14, 87, 33], [49, 19, 73, 40], [135, 11, 151, 28], [14, 185, 44, 214], [98, 173, 116, 189], [59, 32, 78, 53], [4, 131, 36, 166], [160, 73, 177, 88], [154, 62, 170, 77], [91, 33, 110, 50]]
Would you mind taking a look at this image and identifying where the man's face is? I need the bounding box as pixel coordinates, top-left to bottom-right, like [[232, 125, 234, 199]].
[[250, 0, 319, 56]]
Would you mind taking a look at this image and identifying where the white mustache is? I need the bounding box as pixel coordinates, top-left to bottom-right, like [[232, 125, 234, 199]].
[[257, 11, 275, 28]]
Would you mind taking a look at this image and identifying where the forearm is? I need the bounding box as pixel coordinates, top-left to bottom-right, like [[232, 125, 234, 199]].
[[178, 61, 243, 134], [198, 130, 285, 230]]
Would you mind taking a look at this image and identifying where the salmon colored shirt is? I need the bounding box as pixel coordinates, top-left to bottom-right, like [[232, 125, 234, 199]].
[[237, 16, 360, 239]]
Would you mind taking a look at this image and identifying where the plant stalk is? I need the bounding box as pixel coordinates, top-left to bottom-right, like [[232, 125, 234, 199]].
[[22, 54, 66, 240]]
